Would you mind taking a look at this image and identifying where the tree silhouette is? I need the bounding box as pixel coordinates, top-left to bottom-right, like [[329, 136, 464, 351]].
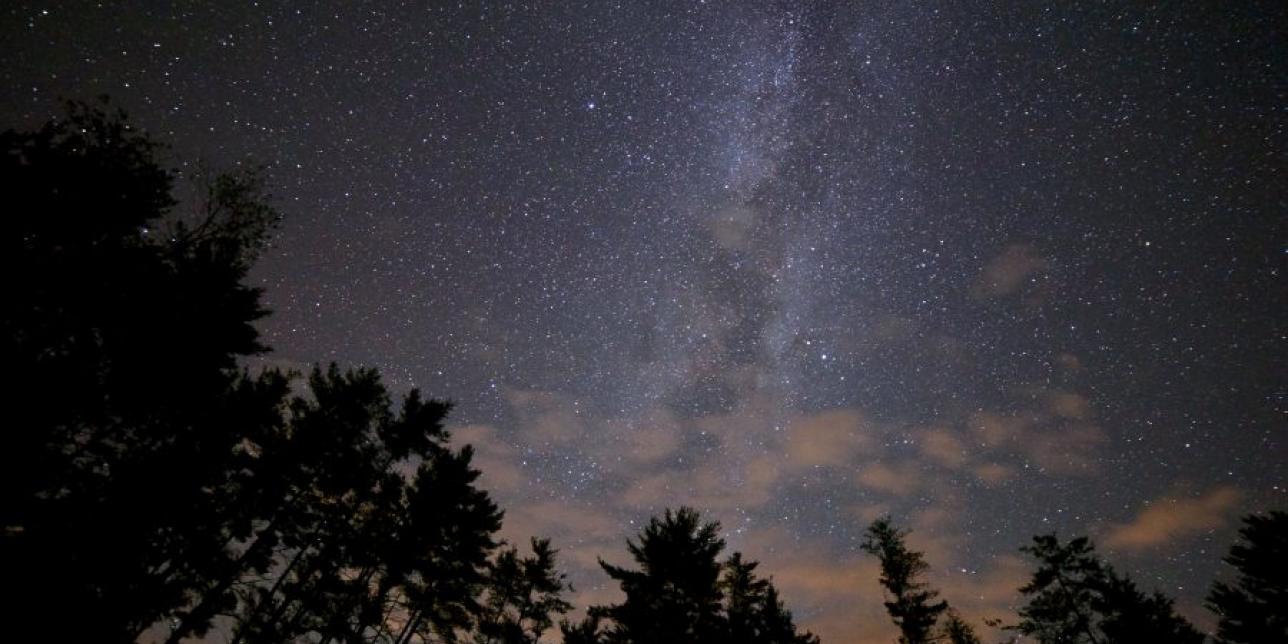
[[1207, 511, 1288, 644], [941, 611, 983, 644], [596, 507, 727, 642], [860, 517, 949, 644], [1015, 534, 1202, 644], [0, 102, 555, 643], [580, 507, 817, 644], [722, 552, 821, 644], [561, 613, 609, 644], [1, 99, 283, 641], [222, 366, 505, 644], [474, 538, 574, 644]]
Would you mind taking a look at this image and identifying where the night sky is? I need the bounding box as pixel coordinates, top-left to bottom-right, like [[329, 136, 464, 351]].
[[4, 2, 1284, 641]]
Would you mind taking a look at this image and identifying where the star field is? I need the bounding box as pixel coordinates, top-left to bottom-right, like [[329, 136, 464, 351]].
[[3, 2, 1283, 641]]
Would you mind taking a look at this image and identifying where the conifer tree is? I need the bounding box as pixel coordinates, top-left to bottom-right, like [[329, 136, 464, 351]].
[[584, 507, 817, 644], [1208, 511, 1288, 644], [860, 517, 948, 644], [597, 507, 727, 643], [1015, 534, 1202, 644], [723, 552, 820, 644], [941, 610, 983, 644]]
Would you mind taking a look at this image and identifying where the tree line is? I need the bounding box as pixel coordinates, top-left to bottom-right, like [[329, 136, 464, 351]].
[[1, 102, 1282, 643]]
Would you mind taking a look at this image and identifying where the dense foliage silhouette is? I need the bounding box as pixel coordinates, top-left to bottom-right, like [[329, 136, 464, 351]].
[[940, 611, 983, 644], [1015, 534, 1203, 644], [0, 103, 559, 644], [1207, 511, 1288, 644], [474, 537, 574, 644], [565, 507, 818, 644], [2, 100, 281, 641]]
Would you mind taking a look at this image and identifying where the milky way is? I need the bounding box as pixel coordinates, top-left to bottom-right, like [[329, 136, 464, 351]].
[[4, 2, 1283, 641]]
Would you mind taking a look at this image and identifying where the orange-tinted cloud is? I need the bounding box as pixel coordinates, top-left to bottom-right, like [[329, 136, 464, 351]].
[[1103, 486, 1242, 550], [971, 243, 1048, 298], [973, 462, 1014, 486], [602, 407, 683, 464], [786, 409, 870, 468], [856, 461, 923, 497], [919, 427, 970, 469], [966, 405, 1105, 476], [969, 410, 1029, 448], [1047, 391, 1092, 420]]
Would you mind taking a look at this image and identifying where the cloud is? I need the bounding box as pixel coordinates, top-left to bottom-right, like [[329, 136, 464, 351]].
[[966, 405, 1105, 476], [502, 388, 587, 445], [785, 409, 871, 469], [968, 410, 1029, 448], [972, 462, 1014, 486], [601, 407, 684, 464], [1026, 422, 1106, 474], [479, 385, 1113, 643], [856, 461, 923, 497], [1102, 486, 1242, 550], [919, 427, 970, 469], [971, 243, 1048, 298]]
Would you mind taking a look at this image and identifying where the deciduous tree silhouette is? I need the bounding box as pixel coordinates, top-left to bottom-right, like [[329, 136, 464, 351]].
[[859, 517, 949, 644], [1207, 511, 1288, 644], [474, 538, 574, 644], [224, 367, 505, 644], [1015, 534, 1202, 644], [0, 102, 555, 644], [578, 507, 817, 644], [1, 99, 283, 642]]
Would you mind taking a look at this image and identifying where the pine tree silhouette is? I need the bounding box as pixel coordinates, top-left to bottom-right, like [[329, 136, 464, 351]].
[[1207, 511, 1288, 644], [1015, 534, 1202, 644], [722, 552, 820, 644], [941, 611, 983, 644], [860, 517, 949, 644], [580, 507, 817, 644]]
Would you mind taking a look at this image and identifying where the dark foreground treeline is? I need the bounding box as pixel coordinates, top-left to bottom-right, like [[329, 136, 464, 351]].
[[1, 103, 1282, 644]]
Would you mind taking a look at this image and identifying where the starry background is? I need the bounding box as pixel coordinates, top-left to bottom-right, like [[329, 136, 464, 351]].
[[3, 2, 1285, 641]]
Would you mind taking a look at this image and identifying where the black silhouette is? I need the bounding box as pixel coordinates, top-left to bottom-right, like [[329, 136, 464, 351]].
[[1207, 511, 1288, 644], [722, 552, 819, 644], [474, 537, 574, 644], [215, 366, 506, 644], [941, 611, 983, 644], [0, 103, 552, 644], [1015, 534, 1203, 644], [1, 100, 282, 641], [859, 517, 978, 644], [567, 507, 818, 644]]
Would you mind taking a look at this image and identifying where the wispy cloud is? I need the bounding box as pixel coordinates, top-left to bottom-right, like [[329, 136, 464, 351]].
[[1103, 486, 1242, 550]]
